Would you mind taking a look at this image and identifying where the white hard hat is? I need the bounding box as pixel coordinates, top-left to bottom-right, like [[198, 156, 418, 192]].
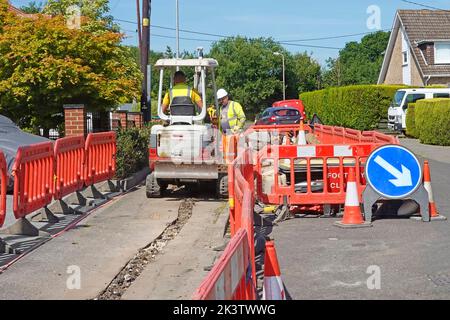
[[217, 88, 228, 100]]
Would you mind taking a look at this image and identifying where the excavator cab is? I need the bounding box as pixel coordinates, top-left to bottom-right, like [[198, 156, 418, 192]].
[[146, 53, 228, 198]]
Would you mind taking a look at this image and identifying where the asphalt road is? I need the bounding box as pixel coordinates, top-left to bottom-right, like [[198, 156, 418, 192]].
[[272, 138, 450, 299]]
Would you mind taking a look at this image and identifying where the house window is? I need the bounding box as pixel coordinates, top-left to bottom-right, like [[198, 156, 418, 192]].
[[402, 51, 408, 65], [435, 42, 450, 64]]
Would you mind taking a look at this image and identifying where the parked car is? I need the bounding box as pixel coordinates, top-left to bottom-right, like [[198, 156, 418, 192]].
[[255, 107, 303, 126], [388, 88, 450, 132], [0, 115, 49, 190], [272, 99, 307, 121]]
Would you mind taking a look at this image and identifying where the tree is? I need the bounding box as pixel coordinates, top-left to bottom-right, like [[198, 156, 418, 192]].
[[0, 13, 141, 134], [287, 52, 322, 95], [209, 37, 322, 116], [0, 0, 9, 33], [43, 0, 117, 31], [209, 37, 285, 116], [323, 31, 390, 87], [20, 1, 44, 14]]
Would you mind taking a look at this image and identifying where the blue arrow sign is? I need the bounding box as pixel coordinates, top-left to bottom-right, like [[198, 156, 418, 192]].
[[365, 145, 422, 199]]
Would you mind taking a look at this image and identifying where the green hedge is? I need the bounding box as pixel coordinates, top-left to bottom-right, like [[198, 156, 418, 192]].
[[414, 99, 450, 146], [406, 103, 417, 137], [115, 125, 152, 179], [300, 85, 406, 130]]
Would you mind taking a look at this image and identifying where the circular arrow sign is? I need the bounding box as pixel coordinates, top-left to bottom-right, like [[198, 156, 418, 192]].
[[365, 145, 422, 199]]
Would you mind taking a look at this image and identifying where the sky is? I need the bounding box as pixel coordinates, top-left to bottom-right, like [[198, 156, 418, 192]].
[[10, 0, 450, 65]]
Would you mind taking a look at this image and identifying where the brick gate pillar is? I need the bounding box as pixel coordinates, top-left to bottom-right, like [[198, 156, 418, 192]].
[[63, 104, 86, 137]]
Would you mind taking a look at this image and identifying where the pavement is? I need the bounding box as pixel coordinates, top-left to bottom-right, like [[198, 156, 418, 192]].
[[0, 186, 180, 299], [272, 138, 450, 299], [123, 199, 229, 300]]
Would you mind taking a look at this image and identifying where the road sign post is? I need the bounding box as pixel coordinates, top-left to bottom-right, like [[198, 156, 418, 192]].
[[363, 145, 430, 222]]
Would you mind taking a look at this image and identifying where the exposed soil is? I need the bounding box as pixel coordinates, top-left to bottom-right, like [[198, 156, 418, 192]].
[[96, 198, 195, 300]]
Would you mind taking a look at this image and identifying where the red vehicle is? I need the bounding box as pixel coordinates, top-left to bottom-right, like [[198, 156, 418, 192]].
[[272, 99, 307, 121]]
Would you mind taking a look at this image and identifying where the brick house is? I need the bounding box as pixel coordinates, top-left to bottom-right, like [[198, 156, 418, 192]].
[[7, 0, 36, 18], [378, 10, 450, 87]]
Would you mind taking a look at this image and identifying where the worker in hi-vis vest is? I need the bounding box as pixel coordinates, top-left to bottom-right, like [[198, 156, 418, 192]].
[[217, 88, 246, 164], [161, 71, 203, 115], [217, 88, 246, 135]]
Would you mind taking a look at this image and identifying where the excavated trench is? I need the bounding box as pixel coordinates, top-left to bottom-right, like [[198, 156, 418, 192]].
[[96, 198, 195, 300]]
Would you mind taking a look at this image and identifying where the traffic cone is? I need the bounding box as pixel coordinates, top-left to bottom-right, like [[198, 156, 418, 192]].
[[423, 160, 446, 221], [297, 121, 307, 145], [334, 167, 372, 228], [262, 241, 286, 300]]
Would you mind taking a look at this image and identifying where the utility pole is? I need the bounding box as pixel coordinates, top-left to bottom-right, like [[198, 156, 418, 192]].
[[176, 0, 180, 59], [140, 0, 151, 123], [273, 52, 286, 100], [136, 0, 142, 60]]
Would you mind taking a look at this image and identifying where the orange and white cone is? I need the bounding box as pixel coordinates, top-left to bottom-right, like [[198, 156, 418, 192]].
[[262, 241, 286, 300], [334, 167, 372, 228], [297, 121, 307, 145], [423, 160, 446, 221]]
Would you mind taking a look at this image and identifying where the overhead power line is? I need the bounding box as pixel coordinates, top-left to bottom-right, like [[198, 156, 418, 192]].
[[122, 29, 342, 49], [399, 0, 446, 10], [114, 17, 385, 45], [114, 18, 229, 38], [122, 29, 228, 43], [279, 42, 342, 50], [152, 33, 218, 43], [281, 29, 392, 42]]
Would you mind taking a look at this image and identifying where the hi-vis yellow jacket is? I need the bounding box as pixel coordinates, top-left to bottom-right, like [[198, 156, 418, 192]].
[[220, 101, 246, 133]]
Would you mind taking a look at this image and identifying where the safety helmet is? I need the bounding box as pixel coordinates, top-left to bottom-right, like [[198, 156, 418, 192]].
[[217, 88, 228, 100]]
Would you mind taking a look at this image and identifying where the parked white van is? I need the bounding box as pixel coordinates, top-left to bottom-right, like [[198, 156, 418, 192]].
[[388, 88, 450, 132]]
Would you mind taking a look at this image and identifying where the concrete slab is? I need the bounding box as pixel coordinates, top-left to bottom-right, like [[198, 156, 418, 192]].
[[3, 195, 15, 230], [122, 200, 229, 300], [0, 187, 179, 300]]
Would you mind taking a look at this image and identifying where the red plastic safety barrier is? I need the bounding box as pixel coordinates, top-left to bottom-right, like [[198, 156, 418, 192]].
[[54, 136, 85, 200], [231, 148, 256, 287], [361, 131, 400, 145], [84, 132, 116, 186], [12, 142, 54, 219], [230, 149, 254, 235], [0, 150, 7, 227], [195, 147, 257, 300], [314, 124, 399, 145], [256, 143, 379, 206], [193, 229, 256, 300]]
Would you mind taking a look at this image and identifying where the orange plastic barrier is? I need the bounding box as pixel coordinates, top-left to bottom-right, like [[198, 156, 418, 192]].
[[315, 124, 399, 145], [193, 229, 256, 300], [361, 131, 400, 144], [256, 143, 379, 206], [231, 148, 256, 288], [12, 142, 54, 219], [0, 150, 7, 227], [54, 136, 85, 200], [84, 132, 116, 186], [230, 149, 254, 234], [195, 147, 257, 300]]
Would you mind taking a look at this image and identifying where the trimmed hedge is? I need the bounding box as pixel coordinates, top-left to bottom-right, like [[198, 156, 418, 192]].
[[414, 99, 450, 146], [300, 85, 406, 130], [115, 125, 152, 179], [405, 103, 416, 137]]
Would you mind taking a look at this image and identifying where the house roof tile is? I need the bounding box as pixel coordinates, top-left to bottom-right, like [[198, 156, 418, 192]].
[[399, 10, 450, 76]]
